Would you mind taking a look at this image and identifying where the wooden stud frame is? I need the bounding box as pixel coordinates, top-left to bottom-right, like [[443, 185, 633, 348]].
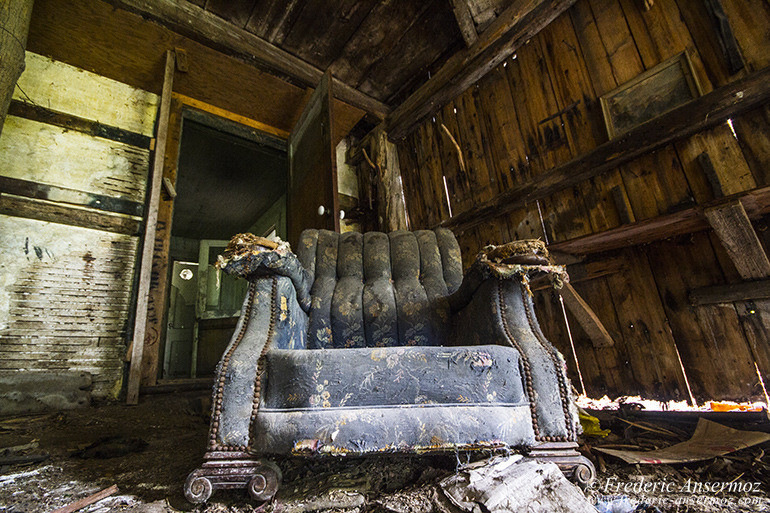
[[600, 52, 704, 139]]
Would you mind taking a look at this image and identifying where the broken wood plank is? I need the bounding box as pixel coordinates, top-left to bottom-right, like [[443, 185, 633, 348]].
[[386, 0, 577, 140], [127, 50, 174, 406], [50, 485, 119, 513], [690, 278, 770, 306], [450, 0, 479, 47], [438, 65, 770, 234], [104, 0, 389, 118], [560, 282, 615, 348], [705, 200, 770, 280]]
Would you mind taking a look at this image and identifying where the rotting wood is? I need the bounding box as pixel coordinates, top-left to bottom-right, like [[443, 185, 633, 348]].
[[690, 278, 770, 306], [560, 282, 615, 348], [438, 65, 770, 233], [385, 0, 577, 140], [703, 0, 744, 75], [548, 185, 770, 255], [8, 100, 152, 148], [0, 0, 34, 139], [103, 0, 389, 119], [127, 51, 174, 405], [705, 200, 770, 280], [450, 0, 479, 47]]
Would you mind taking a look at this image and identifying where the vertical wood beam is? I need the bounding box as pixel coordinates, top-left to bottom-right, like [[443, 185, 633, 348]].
[[127, 50, 175, 405], [0, 0, 34, 139], [705, 200, 770, 280], [449, 0, 479, 47]]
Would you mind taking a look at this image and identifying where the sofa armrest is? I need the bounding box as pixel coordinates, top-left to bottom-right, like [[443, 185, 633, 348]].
[[217, 233, 313, 312], [448, 239, 566, 312]]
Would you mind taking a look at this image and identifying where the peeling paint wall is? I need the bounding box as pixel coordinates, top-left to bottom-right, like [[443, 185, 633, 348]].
[[0, 52, 157, 399]]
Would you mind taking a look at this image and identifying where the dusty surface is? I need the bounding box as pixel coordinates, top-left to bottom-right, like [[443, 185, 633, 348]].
[[1, 395, 770, 512]]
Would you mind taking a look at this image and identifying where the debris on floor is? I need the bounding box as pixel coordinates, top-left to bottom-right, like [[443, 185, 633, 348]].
[[440, 455, 596, 513], [2, 393, 770, 512]]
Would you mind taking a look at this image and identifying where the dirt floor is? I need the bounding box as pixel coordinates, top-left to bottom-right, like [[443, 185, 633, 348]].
[[1, 393, 770, 512]]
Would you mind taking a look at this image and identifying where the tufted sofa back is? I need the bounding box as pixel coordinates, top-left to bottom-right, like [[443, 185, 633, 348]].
[[296, 229, 463, 349]]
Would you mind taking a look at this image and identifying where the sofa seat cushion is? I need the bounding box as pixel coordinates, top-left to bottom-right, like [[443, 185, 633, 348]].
[[262, 345, 527, 410], [252, 403, 536, 455]]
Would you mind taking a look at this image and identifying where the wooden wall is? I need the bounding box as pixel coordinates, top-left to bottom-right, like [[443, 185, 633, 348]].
[[0, 52, 157, 398], [396, 0, 770, 402]]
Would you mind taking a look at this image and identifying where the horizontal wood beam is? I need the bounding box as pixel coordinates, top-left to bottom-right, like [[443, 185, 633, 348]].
[[548, 186, 770, 255], [104, 0, 390, 119], [690, 278, 770, 306], [0, 175, 144, 216], [8, 99, 152, 149], [439, 65, 770, 233], [0, 193, 142, 235], [386, 0, 576, 140]]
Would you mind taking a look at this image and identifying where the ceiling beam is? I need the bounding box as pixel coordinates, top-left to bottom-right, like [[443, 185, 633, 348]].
[[449, 0, 479, 47], [385, 0, 576, 140], [104, 0, 390, 119]]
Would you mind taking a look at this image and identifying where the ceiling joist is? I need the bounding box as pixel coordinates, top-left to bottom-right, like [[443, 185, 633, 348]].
[[386, 0, 577, 140], [105, 0, 390, 119]]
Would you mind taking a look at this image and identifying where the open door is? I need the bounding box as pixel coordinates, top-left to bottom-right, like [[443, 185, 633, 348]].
[[287, 71, 339, 247]]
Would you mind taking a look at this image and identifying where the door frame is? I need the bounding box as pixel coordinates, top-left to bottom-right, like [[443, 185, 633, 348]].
[[141, 94, 288, 389]]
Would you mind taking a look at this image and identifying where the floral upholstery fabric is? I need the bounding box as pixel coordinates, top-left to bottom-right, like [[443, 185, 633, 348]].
[[297, 229, 462, 348], [262, 345, 527, 409]]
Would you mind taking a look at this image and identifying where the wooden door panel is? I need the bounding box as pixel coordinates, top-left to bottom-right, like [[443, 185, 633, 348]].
[[288, 71, 339, 247]]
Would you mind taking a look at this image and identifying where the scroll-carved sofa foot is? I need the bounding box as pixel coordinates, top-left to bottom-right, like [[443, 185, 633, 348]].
[[528, 441, 596, 489], [184, 454, 282, 504]]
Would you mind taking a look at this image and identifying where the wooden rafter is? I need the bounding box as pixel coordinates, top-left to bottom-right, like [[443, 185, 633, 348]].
[[386, 0, 577, 140], [104, 0, 390, 119], [450, 0, 479, 47]]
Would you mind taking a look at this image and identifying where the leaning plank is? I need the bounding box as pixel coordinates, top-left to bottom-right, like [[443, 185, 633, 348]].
[[104, 0, 389, 118], [50, 485, 118, 513], [560, 282, 615, 348], [548, 186, 770, 255], [439, 66, 770, 233], [126, 51, 174, 406], [705, 200, 770, 280], [690, 278, 770, 305], [386, 0, 577, 140]]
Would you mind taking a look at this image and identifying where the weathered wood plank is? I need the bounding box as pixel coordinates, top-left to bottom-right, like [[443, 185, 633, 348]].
[[560, 282, 615, 348], [127, 51, 174, 405], [385, 0, 577, 140], [450, 0, 479, 47], [0, 194, 141, 235], [439, 65, 770, 233], [705, 200, 770, 280], [8, 100, 152, 148]]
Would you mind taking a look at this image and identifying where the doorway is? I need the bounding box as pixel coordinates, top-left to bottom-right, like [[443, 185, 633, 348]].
[[161, 110, 288, 380]]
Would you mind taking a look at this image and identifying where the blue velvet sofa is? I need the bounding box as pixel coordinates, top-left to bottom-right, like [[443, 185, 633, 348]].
[[184, 229, 595, 503]]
